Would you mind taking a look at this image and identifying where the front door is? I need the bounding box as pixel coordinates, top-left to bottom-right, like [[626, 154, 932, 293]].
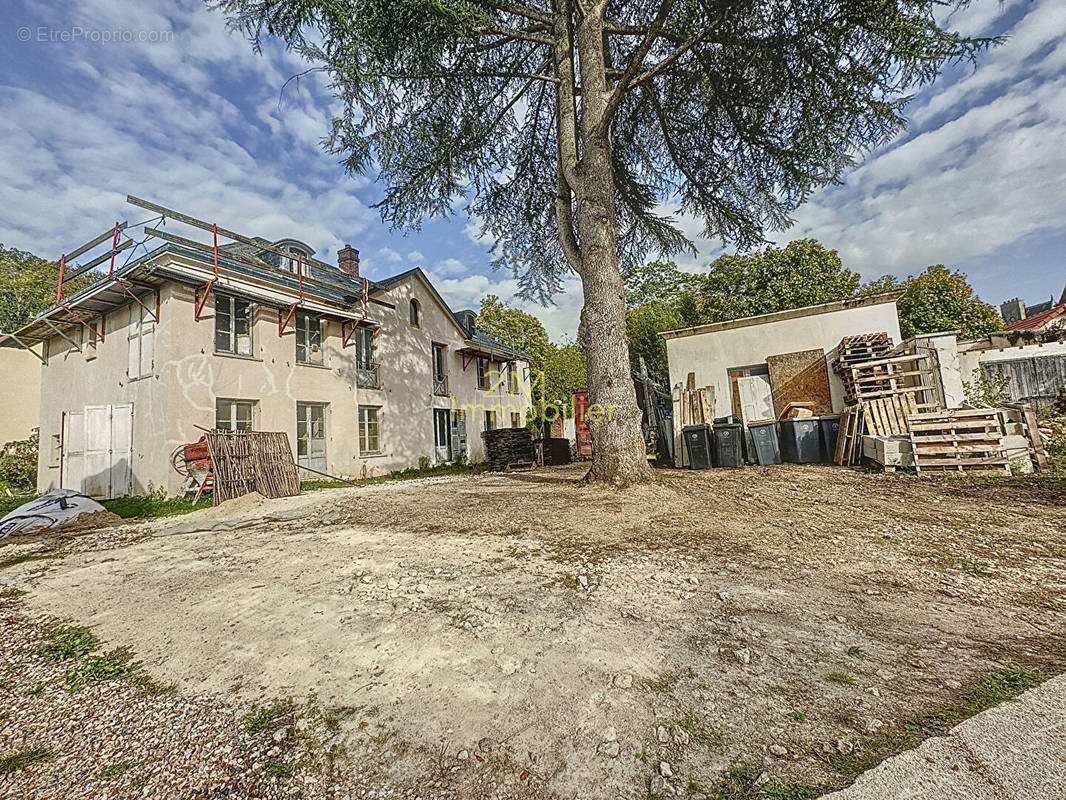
[[296, 402, 327, 477], [434, 409, 451, 462], [449, 411, 467, 461]]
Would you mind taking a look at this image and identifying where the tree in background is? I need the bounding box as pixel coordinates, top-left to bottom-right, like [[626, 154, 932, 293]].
[[475, 295, 586, 414], [0, 244, 67, 334], [222, 0, 991, 487], [625, 300, 684, 387], [863, 265, 1002, 340], [697, 240, 860, 322]]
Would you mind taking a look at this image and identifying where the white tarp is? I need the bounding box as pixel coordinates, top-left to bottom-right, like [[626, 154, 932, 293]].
[[0, 489, 107, 539]]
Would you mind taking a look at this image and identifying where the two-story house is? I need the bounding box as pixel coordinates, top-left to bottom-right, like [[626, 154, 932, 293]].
[[1, 229, 530, 498]]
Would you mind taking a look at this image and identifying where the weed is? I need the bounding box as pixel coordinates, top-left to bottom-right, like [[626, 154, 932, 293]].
[[322, 706, 359, 733], [677, 711, 717, 747], [0, 746, 54, 775], [506, 546, 529, 558], [326, 743, 348, 762], [99, 761, 132, 780], [0, 551, 52, 570], [785, 710, 805, 722], [0, 586, 27, 604], [847, 646, 865, 659], [25, 685, 44, 696], [266, 760, 300, 778], [710, 766, 821, 799], [244, 700, 295, 733], [128, 671, 176, 696], [634, 751, 649, 764], [1042, 599, 1064, 612], [503, 526, 522, 537], [64, 648, 136, 692], [643, 672, 680, 694], [825, 671, 856, 686], [960, 559, 989, 576], [37, 625, 100, 662]]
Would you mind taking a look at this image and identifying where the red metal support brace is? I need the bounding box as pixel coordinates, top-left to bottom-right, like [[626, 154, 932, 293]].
[[194, 224, 220, 321], [107, 222, 121, 277], [341, 278, 371, 347], [278, 253, 304, 336], [56, 254, 66, 306]]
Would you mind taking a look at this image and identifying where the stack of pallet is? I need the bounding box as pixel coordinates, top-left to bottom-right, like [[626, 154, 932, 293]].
[[908, 409, 1009, 475], [482, 427, 535, 471]]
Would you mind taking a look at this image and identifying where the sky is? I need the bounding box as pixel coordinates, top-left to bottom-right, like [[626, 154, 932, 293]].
[[2, 0, 1065, 340]]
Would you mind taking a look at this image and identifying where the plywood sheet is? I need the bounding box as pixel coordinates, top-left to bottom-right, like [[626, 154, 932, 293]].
[[766, 348, 832, 417]]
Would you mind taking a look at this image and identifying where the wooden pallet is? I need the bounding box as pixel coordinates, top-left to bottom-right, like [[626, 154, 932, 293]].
[[863, 394, 919, 437], [908, 409, 1009, 476], [834, 405, 864, 466], [1003, 402, 1049, 472], [833, 333, 894, 372], [842, 352, 937, 406]]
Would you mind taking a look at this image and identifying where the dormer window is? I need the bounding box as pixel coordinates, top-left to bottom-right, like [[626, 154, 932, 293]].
[[409, 299, 421, 327], [282, 246, 311, 274]]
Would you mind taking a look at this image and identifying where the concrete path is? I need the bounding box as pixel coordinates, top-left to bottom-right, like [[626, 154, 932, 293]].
[[823, 674, 1066, 799]]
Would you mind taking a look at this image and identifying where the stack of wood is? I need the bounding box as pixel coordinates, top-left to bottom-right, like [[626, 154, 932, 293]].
[[834, 333, 894, 372], [482, 427, 535, 471], [839, 352, 937, 407], [203, 430, 301, 504], [670, 382, 715, 468], [908, 409, 1009, 475]]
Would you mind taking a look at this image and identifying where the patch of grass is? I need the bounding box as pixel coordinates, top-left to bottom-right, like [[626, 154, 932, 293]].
[[64, 648, 136, 692], [785, 710, 805, 722], [102, 495, 210, 519], [710, 766, 821, 799], [825, 670, 856, 686], [835, 666, 1050, 778], [37, 625, 100, 662], [0, 586, 27, 604], [128, 671, 176, 696], [502, 526, 522, 537], [677, 711, 718, 747], [265, 760, 299, 778], [300, 479, 351, 491], [99, 761, 132, 781], [326, 743, 348, 762], [1041, 599, 1064, 612], [25, 685, 44, 696], [960, 558, 989, 576], [0, 551, 52, 570], [244, 700, 295, 733], [0, 746, 54, 775]]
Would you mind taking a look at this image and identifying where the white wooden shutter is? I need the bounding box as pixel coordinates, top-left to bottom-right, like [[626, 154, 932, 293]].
[[83, 405, 112, 498], [139, 319, 154, 378], [61, 411, 85, 492], [110, 403, 133, 498], [737, 375, 774, 424]]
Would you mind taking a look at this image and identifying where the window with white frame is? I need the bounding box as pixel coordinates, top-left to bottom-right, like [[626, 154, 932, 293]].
[[358, 406, 380, 454], [127, 302, 155, 379], [476, 356, 490, 390], [295, 311, 324, 365], [215, 294, 254, 356], [216, 398, 256, 431], [355, 326, 378, 388]]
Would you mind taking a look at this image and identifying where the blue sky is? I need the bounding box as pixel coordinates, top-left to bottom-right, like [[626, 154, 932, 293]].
[[2, 0, 1065, 339]]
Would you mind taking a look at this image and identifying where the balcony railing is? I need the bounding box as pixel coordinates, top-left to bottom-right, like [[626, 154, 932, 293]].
[[357, 364, 379, 389], [433, 374, 449, 396]]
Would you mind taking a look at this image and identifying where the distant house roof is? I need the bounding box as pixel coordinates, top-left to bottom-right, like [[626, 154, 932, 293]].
[[658, 291, 904, 341], [1004, 303, 1066, 332], [374, 267, 531, 360]]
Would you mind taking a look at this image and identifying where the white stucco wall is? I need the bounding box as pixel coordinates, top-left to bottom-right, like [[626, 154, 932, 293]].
[[663, 299, 903, 417], [35, 256, 530, 495], [0, 348, 41, 445]]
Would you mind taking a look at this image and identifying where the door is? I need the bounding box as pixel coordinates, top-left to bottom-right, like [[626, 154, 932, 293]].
[[61, 411, 85, 492], [449, 411, 467, 460], [433, 408, 451, 462], [737, 375, 775, 424], [296, 403, 327, 477], [62, 405, 133, 499]]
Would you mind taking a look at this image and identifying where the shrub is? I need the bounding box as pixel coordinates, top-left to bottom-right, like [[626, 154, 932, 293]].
[[962, 370, 1011, 408], [0, 432, 38, 494], [1044, 417, 1066, 472]]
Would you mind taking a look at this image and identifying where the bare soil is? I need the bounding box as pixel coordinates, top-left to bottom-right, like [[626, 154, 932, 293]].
[[3, 464, 1066, 799]]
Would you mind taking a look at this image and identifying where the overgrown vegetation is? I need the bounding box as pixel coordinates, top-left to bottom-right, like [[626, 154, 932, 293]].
[[962, 369, 1012, 408], [0, 550, 52, 570], [707, 766, 821, 799], [244, 700, 295, 733], [1043, 417, 1066, 472], [0, 745, 54, 776], [99, 761, 132, 781], [0, 432, 38, 495], [103, 494, 211, 519]]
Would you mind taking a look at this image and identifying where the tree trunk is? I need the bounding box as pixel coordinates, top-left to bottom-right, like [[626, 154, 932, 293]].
[[569, 5, 651, 488]]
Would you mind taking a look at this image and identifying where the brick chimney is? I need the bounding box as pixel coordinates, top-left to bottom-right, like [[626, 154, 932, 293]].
[[338, 244, 360, 279]]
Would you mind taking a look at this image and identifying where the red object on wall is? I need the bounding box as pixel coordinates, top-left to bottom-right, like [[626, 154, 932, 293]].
[[574, 389, 593, 458]]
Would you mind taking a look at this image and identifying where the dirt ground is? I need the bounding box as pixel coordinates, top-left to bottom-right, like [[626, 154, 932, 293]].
[[4, 464, 1066, 799]]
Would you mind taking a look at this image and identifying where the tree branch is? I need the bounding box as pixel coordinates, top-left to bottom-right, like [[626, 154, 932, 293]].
[[628, 21, 720, 90], [484, 1, 552, 25], [600, 1, 674, 125]]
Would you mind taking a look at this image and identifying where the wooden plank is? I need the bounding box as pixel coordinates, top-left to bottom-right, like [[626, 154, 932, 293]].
[[671, 384, 684, 468], [766, 348, 832, 417], [698, 386, 714, 426], [908, 409, 1003, 421], [63, 222, 129, 262], [834, 407, 851, 465], [1015, 403, 1049, 471]]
